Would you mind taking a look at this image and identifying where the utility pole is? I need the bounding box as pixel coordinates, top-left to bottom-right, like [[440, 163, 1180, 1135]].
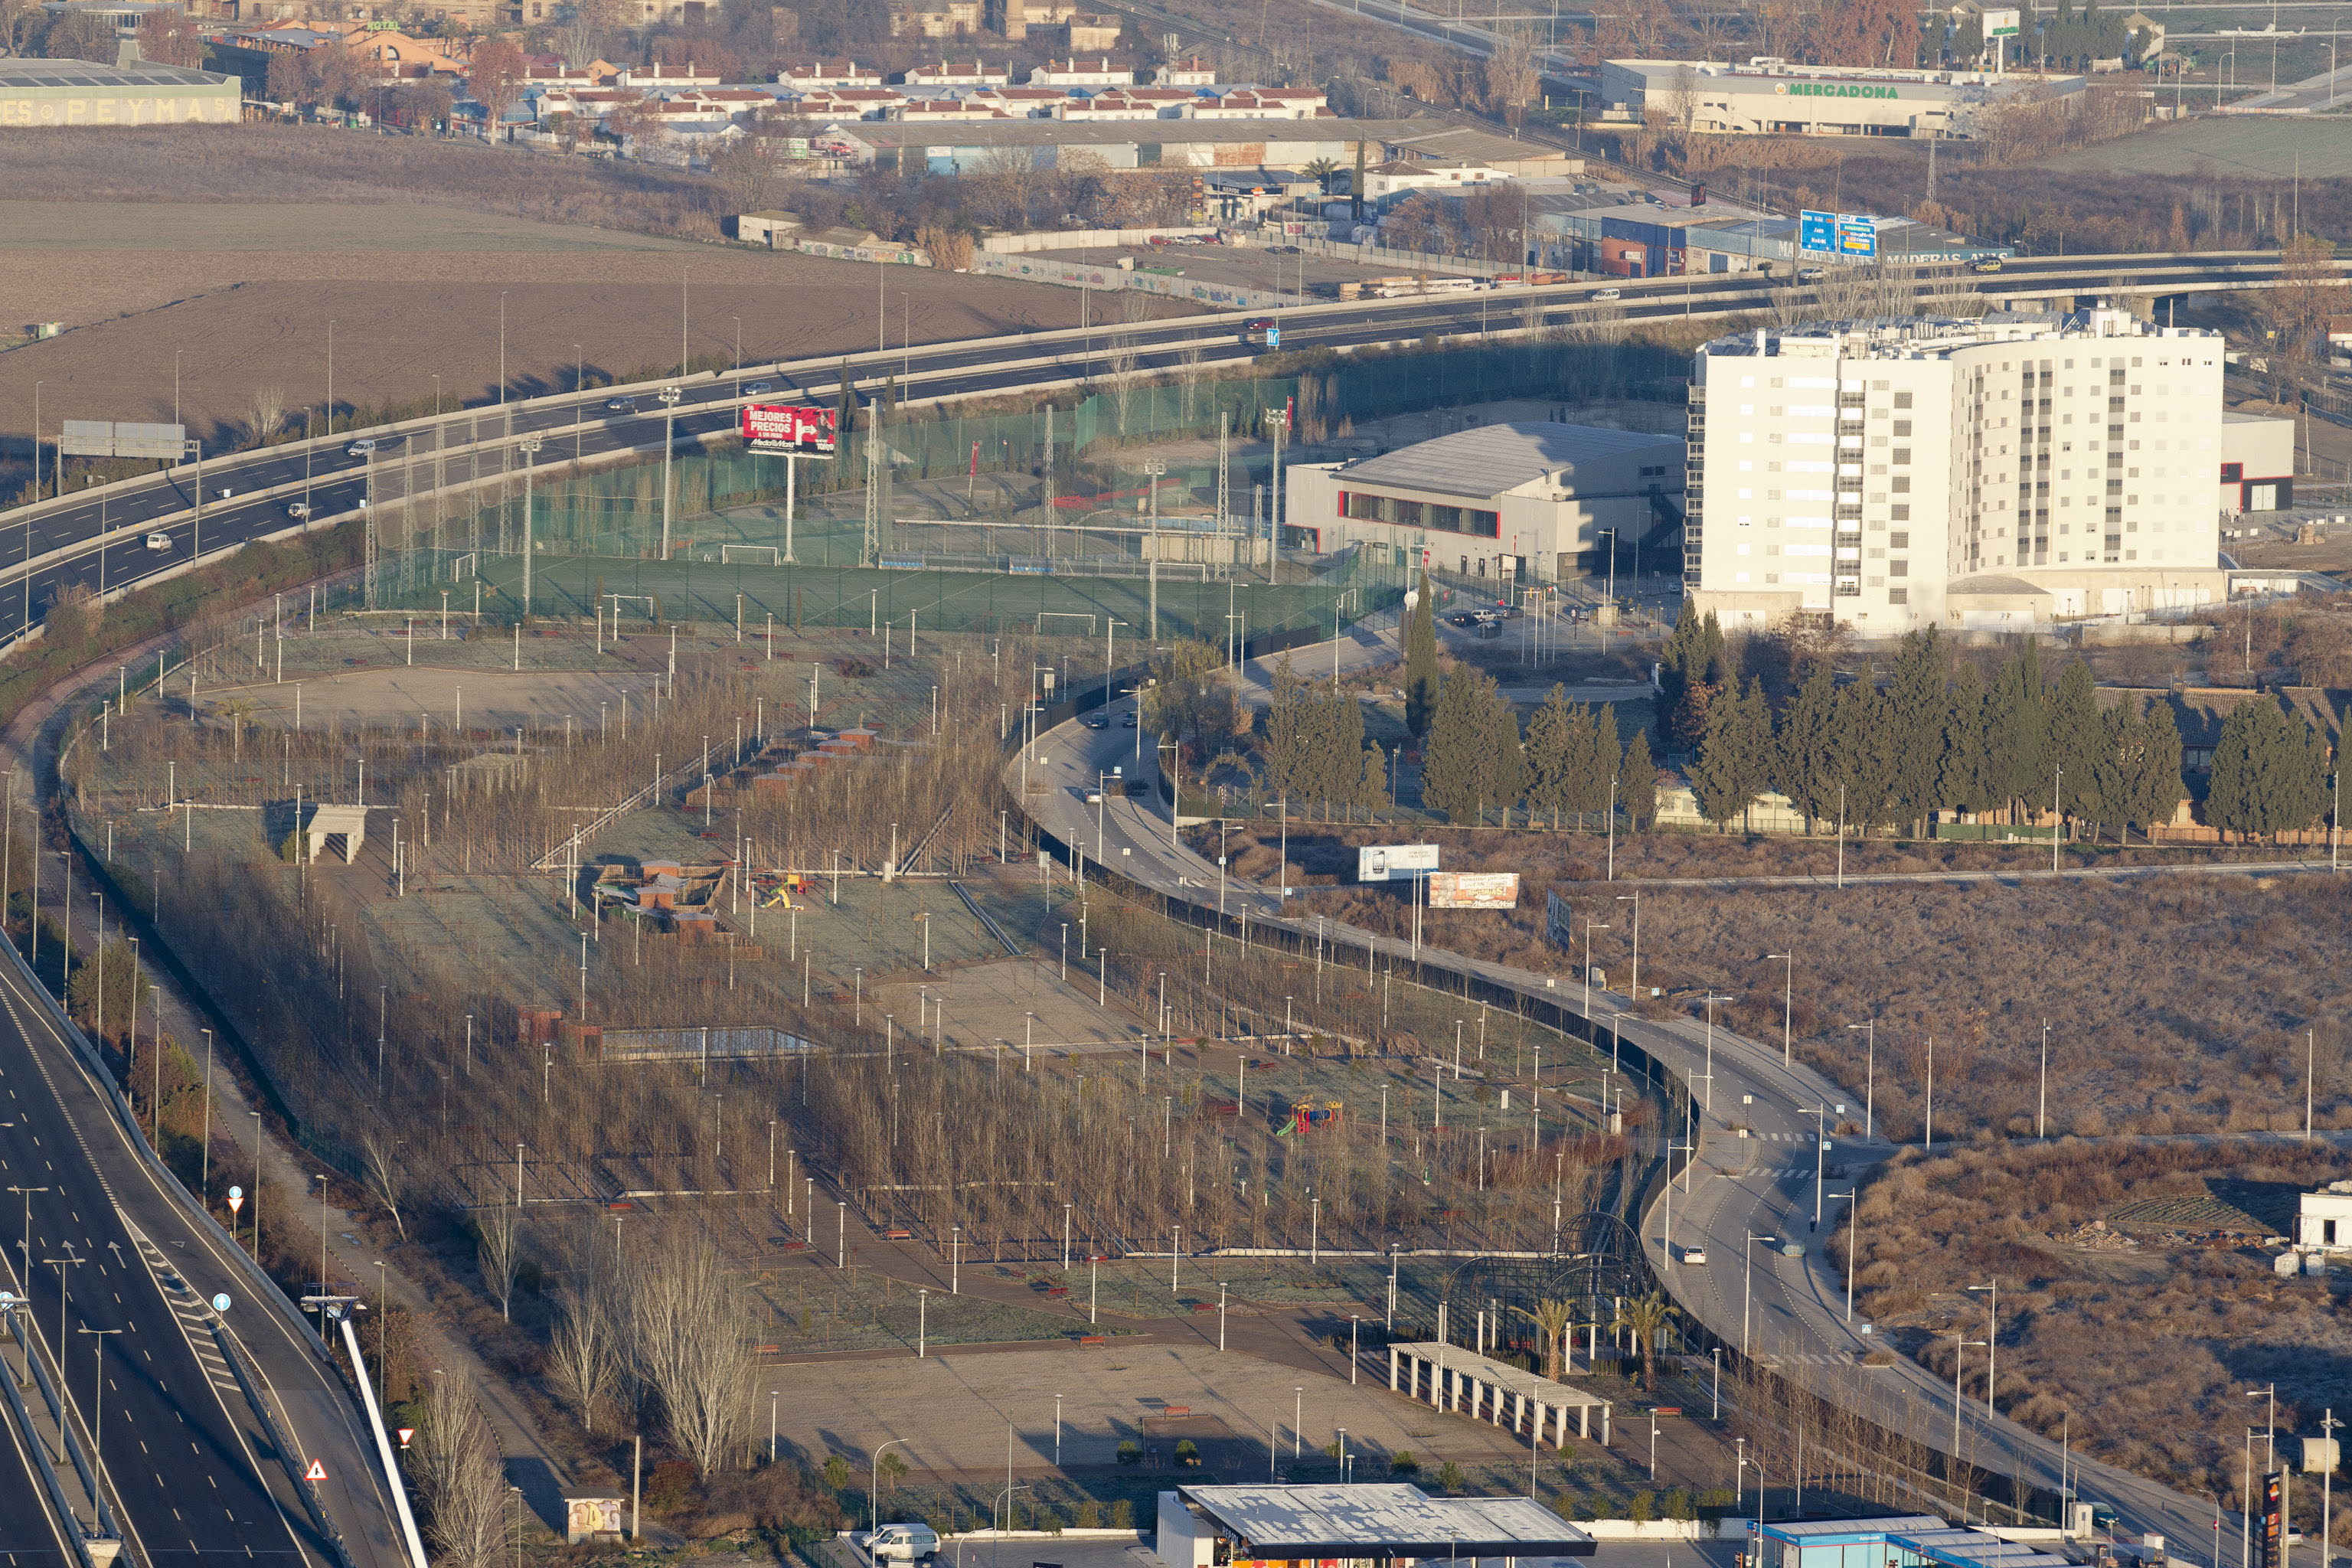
[[518, 435, 543, 618], [657, 386, 683, 559]]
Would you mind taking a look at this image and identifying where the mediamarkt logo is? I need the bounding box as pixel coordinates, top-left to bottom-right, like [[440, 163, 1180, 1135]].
[[1775, 80, 1901, 98]]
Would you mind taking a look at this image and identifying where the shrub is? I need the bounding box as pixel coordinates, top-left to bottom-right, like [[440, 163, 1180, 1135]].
[[1665, 1488, 1695, 1521], [1629, 1491, 1655, 1524], [645, 1459, 702, 1514], [1174, 1439, 1200, 1467], [1588, 1493, 1616, 1520], [1076, 1499, 1103, 1530], [822, 1455, 851, 1491], [1109, 1500, 1134, 1530], [1390, 1451, 1420, 1475], [1434, 1460, 1466, 1493], [1116, 1439, 1142, 1465]]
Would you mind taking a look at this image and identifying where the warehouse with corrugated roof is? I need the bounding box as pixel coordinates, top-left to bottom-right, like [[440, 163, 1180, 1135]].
[[0, 54, 241, 127]]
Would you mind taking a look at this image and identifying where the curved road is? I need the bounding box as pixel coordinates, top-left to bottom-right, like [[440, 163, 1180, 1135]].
[[1014, 640, 2243, 1562]]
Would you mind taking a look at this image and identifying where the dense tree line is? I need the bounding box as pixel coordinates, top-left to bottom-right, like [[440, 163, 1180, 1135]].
[[1263, 658, 1390, 816], [1682, 622, 2339, 843]]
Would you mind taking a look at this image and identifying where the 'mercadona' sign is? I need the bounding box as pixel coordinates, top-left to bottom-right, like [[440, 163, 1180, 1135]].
[[1777, 81, 1904, 99]]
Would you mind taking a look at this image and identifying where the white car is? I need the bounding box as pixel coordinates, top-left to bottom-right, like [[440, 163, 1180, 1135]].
[[286, 502, 313, 520], [144, 532, 173, 551], [1680, 1246, 1707, 1265], [346, 439, 377, 456], [863, 1524, 939, 1563], [1591, 287, 1622, 302]]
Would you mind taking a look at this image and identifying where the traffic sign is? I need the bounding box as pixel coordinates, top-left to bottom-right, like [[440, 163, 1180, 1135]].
[[227, 1186, 244, 1215], [397, 1428, 414, 1449], [212, 1294, 231, 1312], [304, 1460, 328, 1482]]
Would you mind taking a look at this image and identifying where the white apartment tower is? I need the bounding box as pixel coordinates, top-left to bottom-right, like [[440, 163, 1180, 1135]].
[[1684, 307, 2230, 632]]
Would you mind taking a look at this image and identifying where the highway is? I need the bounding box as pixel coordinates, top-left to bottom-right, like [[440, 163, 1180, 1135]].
[[0, 934, 409, 1568], [0, 249, 2314, 655], [1013, 648, 2242, 1557]]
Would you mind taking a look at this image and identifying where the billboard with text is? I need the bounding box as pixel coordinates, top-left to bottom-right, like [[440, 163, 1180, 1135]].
[[740, 403, 838, 456], [1357, 844, 1439, 883], [1426, 871, 1520, 910]]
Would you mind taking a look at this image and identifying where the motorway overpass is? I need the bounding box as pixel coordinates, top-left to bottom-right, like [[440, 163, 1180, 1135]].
[[0, 249, 2315, 660]]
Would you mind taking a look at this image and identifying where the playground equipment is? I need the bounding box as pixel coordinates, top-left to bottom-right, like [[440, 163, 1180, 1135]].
[[1275, 1100, 1344, 1137]]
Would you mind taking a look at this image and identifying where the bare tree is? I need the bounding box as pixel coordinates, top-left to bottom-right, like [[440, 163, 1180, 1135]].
[[545, 1251, 618, 1431], [413, 1376, 517, 1568], [1481, 27, 1539, 126], [359, 1126, 407, 1240], [619, 1227, 753, 1475], [476, 1204, 522, 1322]]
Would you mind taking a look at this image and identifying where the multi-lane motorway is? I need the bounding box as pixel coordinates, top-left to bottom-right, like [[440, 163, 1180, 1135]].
[[0, 249, 2314, 655], [0, 931, 408, 1568], [1014, 638, 2242, 1559]]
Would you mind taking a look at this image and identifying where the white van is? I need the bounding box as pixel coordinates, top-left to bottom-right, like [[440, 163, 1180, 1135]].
[[863, 1524, 939, 1562], [144, 532, 173, 551]]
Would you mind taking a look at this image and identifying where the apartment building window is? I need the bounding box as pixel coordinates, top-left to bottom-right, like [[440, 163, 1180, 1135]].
[[1888, 587, 1909, 605]]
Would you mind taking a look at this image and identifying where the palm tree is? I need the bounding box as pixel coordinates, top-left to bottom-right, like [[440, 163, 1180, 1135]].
[[215, 697, 257, 759], [1612, 1292, 1678, 1390], [1514, 1297, 1576, 1381], [1301, 156, 1340, 193]]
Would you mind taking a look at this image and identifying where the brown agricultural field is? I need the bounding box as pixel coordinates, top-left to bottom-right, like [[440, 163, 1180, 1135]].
[[1842, 1141, 2352, 1521]]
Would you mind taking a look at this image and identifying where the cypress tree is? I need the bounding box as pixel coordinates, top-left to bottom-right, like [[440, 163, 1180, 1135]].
[[1658, 600, 1701, 722], [1357, 740, 1393, 813], [1987, 639, 2048, 818], [1937, 663, 1995, 820], [1589, 702, 1622, 823], [1263, 657, 1317, 803], [1883, 629, 1949, 836], [1668, 677, 1717, 755], [1403, 569, 1441, 737], [1422, 668, 1492, 822], [1524, 686, 1577, 828], [2129, 700, 2186, 837], [1698, 610, 1729, 688], [2207, 698, 2327, 840], [1482, 675, 1529, 822], [1690, 676, 1769, 829], [1620, 729, 1658, 829], [1321, 686, 1371, 818], [2044, 662, 2102, 832], [1837, 679, 1898, 831], [1774, 664, 1841, 832]]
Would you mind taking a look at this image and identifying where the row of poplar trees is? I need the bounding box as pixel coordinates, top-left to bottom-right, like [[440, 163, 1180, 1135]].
[[1683, 622, 2340, 841]]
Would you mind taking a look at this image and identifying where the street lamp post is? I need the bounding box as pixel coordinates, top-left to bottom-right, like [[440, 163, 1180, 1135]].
[[871, 1439, 910, 1531], [657, 385, 684, 558], [1615, 891, 1640, 996], [1831, 1189, 1857, 1320], [1582, 922, 1609, 1018], [1741, 1231, 1773, 1354], [1700, 995, 1734, 1113], [2039, 1020, 2051, 1138], [1846, 1021, 1877, 1139], [1966, 1280, 1998, 1416], [1766, 951, 1794, 1065]]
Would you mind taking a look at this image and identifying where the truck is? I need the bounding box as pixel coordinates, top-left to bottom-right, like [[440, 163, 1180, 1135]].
[[862, 1524, 940, 1562]]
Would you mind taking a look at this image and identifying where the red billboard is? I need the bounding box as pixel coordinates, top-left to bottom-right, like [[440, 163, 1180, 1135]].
[[740, 403, 838, 456]]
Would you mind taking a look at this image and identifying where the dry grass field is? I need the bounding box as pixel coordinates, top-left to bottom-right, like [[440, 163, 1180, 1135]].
[[1219, 825, 2352, 1139], [1844, 1141, 2352, 1520]]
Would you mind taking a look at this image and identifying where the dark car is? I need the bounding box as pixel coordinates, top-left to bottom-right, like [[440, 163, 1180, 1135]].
[[1080, 715, 1109, 730], [1119, 713, 1138, 728]]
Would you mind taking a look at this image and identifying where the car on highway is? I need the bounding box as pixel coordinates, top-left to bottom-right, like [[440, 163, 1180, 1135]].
[[1966, 255, 2004, 274], [1080, 714, 1109, 730], [144, 531, 173, 550], [345, 438, 377, 456], [1680, 1246, 1707, 1265], [1779, 1240, 1808, 1258], [743, 381, 773, 396], [1243, 317, 1280, 348], [607, 396, 637, 413], [1797, 266, 1826, 283], [1119, 712, 1138, 727], [1591, 287, 1622, 301], [1080, 784, 1105, 803], [286, 502, 313, 520]]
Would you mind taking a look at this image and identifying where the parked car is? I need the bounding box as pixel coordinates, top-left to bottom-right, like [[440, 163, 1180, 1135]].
[[144, 532, 173, 550], [862, 1524, 939, 1563], [606, 396, 636, 413], [345, 438, 377, 456]]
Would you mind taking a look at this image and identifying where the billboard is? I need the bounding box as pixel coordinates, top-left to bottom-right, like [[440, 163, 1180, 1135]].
[[1983, 6, 2020, 34], [1357, 844, 1439, 883], [1426, 871, 1519, 910], [740, 403, 838, 456], [60, 420, 190, 460], [1546, 887, 1573, 946]]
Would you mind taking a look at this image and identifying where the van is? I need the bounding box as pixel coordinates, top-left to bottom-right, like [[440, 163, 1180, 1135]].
[[864, 1524, 939, 1562], [144, 532, 173, 551], [346, 438, 377, 456]]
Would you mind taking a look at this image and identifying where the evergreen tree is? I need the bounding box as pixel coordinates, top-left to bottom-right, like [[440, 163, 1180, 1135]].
[[2128, 701, 2186, 836], [1423, 668, 1521, 823], [1524, 685, 1577, 827], [1263, 657, 1318, 803], [2207, 697, 2329, 839], [2045, 662, 2103, 831], [1937, 664, 1995, 818], [1668, 677, 1717, 755], [1322, 685, 1373, 818], [1698, 611, 1729, 688], [1586, 702, 1622, 822], [1690, 677, 1772, 830], [1357, 740, 1393, 813], [1884, 629, 1949, 836], [1620, 729, 1658, 829], [1403, 570, 1441, 737], [1658, 600, 1701, 724], [1986, 640, 2047, 818], [1774, 665, 1842, 831], [1836, 679, 1899, 831]]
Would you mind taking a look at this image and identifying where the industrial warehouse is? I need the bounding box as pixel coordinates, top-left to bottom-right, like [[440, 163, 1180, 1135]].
[[1598, 57, 2084, 138], [0, 54, 243, 126]]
